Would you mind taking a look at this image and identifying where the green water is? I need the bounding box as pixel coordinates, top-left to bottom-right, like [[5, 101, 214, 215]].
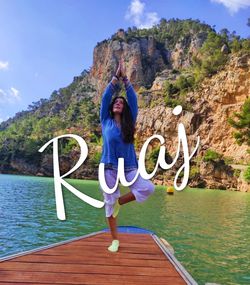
[[0, 174, 249, 284]]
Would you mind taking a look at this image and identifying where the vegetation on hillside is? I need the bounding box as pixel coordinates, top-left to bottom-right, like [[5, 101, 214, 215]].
[[203, 149, 222, 162], [244, 166, 250, 182], [0, 77, 99, 168], [109, 18, 213, 48], [163, 74, 195, 110]]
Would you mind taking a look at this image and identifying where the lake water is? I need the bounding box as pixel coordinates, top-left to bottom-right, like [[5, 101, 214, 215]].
[[0, 174, 249, 284]]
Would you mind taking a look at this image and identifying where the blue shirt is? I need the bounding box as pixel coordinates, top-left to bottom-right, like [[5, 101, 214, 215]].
[[100, 80, 138, 170]]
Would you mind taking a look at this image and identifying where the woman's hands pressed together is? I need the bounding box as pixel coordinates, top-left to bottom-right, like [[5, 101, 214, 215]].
[[119, 59, 127, 79], [112, 59, 127, 85], [115, 61, 121, 79]]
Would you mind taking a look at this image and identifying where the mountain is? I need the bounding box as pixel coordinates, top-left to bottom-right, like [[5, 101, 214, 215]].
[[0, 18, 249, 191]]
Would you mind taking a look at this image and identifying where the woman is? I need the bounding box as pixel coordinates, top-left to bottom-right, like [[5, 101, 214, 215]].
[[99, 59, 155, 253]]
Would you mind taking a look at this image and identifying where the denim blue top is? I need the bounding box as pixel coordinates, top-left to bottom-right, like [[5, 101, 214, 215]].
[[100, 80, 138, 171]]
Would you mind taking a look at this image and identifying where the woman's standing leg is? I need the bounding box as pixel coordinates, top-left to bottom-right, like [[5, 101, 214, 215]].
[[107, 215, 118, 239], [100, 169, 120, 252]]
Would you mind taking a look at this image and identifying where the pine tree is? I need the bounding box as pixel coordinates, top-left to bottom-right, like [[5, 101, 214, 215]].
[[228, 98, 250, 147]]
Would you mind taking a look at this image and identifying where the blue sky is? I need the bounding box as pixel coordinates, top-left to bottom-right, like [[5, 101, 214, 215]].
[[0, 0, 249, 122]]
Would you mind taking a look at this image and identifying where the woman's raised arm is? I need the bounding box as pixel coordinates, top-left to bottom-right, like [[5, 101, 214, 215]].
[[124, 77, 138, 124], [119, 59, 138, 124], [100, 61, 121, 123], [100, 77, 119, 123]]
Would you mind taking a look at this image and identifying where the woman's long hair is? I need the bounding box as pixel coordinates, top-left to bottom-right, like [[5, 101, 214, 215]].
[[109, 96, 135, 144]]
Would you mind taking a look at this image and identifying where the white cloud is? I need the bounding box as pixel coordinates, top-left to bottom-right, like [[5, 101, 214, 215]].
[[125, 0, 144, 26], [211, 0, 250, 14], [10, 87, 21, 101], [0, 87, 21, 104], [125, 0, 160, 28], [0, 61, 9, 70]]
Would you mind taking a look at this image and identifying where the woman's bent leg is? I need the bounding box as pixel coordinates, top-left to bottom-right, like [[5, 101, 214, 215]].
[[117, 170, 155, 205], [118, 192, 136, 205], [126, 169, 155, 203]]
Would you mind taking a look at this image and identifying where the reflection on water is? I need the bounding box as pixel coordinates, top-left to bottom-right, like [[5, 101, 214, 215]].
[[0, 174, 249, 284]]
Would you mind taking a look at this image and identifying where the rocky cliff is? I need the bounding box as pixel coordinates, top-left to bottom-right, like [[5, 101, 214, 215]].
[[90, 27, 209, 95], [134, 54, 249, 159], [135, 55, 250, 191]]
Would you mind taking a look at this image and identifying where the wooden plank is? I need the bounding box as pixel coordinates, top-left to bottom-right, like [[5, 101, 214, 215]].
[[7, 255, 172, 267], [0, 282, 57, 285], [0, 271, 186, 285], [34, 239, 162, 249], [27, 244, 163, 255], [87, 233, 154, 240], [92, 233, 153, 239], [0, 261, 180, 276], [67, 240, 156, 246], [0, 282, 58, 285]]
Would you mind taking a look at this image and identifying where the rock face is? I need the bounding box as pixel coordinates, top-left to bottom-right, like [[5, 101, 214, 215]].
[[90, 38, 165, 93], [138, 54, 250, 160], [170, 32, 207, 69], [191, 55, 250, 163], [90, 29, 208, 95], [237, 172, 250, 192], [10, 159, 39, 176], [188, 160, 238, 190], [199, 160, 237, 190], [133, 54, 250, 191]]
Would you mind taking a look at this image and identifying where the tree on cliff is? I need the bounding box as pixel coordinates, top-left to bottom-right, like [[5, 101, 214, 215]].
[[228, 98, 250, 148]]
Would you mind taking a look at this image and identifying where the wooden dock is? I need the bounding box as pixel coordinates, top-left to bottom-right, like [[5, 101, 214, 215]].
[[0, 226, 197, 285]]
